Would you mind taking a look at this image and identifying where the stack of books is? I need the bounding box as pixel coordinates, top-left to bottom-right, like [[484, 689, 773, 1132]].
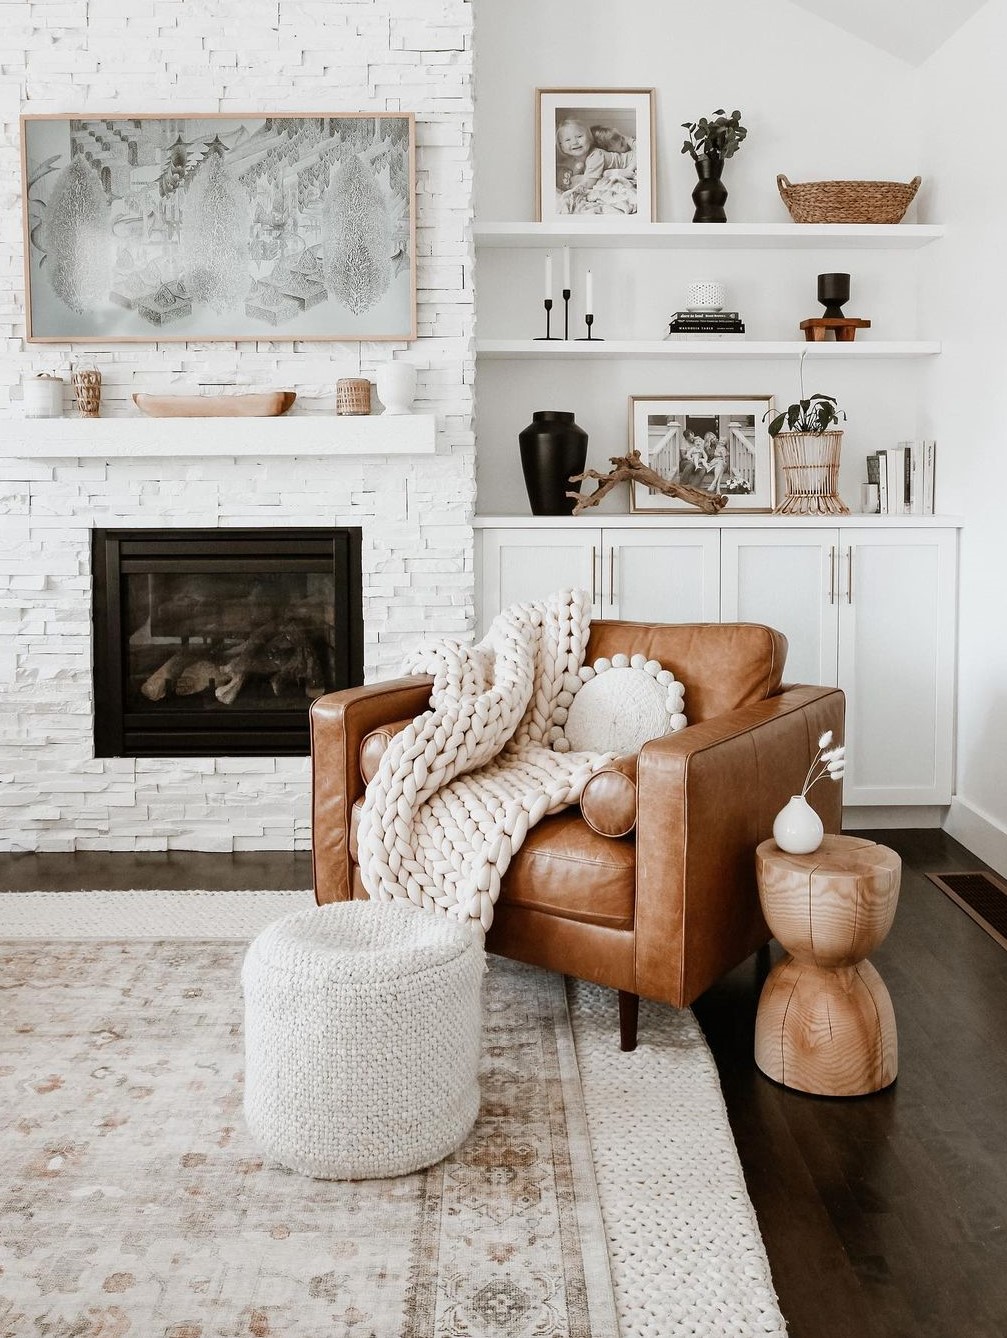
[[868, 441, 937, 515], [665, 310, 746, 340]]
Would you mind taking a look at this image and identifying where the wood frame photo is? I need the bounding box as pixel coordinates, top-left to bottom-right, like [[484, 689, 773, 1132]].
[[629, 395, 776, 513], [536, 88, 656, 223], [20, 112, 416, 343]]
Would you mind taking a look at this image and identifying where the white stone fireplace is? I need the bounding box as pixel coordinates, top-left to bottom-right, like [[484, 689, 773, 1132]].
[[0, 424, 473, 852], [0, 0, 476, 852]]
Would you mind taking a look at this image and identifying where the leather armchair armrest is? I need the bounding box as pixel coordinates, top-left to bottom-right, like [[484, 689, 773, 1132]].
[[310, 677, 434, 904], [634, 684, 845, 1007]]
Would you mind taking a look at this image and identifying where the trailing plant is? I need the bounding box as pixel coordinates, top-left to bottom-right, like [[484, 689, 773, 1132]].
[[766, 350, 847, 436], [681, 109, 747, 163]]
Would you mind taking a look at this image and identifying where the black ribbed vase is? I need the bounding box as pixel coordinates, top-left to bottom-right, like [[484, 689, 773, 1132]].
[[518, 411, 588, 516]]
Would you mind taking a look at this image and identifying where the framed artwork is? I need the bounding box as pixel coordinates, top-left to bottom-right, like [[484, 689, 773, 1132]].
[[20, 113, 416, 342], [536, 89, 656, 222], [629, 395, 776, 513]]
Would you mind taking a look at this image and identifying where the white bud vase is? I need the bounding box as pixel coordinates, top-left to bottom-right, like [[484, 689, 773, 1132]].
[[375, 362, 416, 416], [772, 794, 824, 855]]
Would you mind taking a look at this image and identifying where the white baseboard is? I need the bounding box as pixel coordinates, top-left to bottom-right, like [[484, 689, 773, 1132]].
[[843, 805, 946, 830], [943, 797, 1007, 878]]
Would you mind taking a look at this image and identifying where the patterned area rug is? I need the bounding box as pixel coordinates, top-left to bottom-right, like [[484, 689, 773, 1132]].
[[0, 892, 787, 1337]]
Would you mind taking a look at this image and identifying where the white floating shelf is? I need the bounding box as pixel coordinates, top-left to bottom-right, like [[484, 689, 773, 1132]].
[[476, 340, 940, 361], [0, 413, 438, 459], [474, 222, 944, 250], [473, 513, 964, 530]]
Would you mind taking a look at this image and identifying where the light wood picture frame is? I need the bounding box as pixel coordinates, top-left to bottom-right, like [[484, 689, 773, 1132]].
[[629, 395, 776, 513], [536, 89, 656, 222], [21, 112, 417, 342]]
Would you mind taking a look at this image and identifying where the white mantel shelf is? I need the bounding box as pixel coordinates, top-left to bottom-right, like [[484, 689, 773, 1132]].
[[474, 222, 945, 250], [476, 340, 940, 361], [0, 413, 438, 459]]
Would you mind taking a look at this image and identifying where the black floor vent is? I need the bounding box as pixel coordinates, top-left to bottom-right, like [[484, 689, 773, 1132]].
[[926, 871, 1007, 950]]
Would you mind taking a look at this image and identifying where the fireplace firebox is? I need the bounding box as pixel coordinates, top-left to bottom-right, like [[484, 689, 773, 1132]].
[[92, 528, 363, 757]]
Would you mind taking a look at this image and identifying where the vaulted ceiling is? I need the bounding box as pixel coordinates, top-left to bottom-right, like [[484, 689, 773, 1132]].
[[788, 0, 990, 66]]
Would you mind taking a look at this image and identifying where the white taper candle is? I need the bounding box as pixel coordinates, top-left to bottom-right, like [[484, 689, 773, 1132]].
[[562, 246, 571, 290], [544, 253, 553, 300], [585, 268, 593, 315]]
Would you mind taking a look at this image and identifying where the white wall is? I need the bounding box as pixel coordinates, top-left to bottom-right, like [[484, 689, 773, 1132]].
[[916, 0, 1007, 873], [472, 0, 929, 515], [0, 0, 476, 852]]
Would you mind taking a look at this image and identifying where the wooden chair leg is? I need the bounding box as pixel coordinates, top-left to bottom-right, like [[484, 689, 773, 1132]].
[[618, 990, 639, 1052]]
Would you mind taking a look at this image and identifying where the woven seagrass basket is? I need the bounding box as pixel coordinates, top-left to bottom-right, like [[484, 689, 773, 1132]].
[[777, 174, 921, 225]]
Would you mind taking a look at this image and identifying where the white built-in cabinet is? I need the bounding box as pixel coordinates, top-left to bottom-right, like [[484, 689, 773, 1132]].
[[476, 519, 959, 809], [479, 526, 720, 623]]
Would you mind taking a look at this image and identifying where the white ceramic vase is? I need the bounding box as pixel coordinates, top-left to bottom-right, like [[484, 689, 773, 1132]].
[[375, 362, 417, 415], [772, 794, 824, 855]]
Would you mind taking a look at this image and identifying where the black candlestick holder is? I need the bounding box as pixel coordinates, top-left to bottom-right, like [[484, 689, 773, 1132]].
[[576, 314, 603, 341], [535, 299, 560, 340], [562, 288, 571, 340]]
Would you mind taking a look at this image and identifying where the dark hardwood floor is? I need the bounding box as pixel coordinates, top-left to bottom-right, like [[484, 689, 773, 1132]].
[[1, 829, 1004, 1337]]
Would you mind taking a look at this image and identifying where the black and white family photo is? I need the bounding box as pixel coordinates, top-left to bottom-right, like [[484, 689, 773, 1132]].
[[631, 397, 775, 511], [537, 89, 654, 222]]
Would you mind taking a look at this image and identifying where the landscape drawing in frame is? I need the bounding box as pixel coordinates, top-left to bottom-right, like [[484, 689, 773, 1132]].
[[537, 88, 656, 223], [21, 113, 416, 342], [630, 395, 776, 513]]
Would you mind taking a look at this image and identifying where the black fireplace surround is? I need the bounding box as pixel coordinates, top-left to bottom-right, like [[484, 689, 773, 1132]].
[[92, 528, 363, 757]]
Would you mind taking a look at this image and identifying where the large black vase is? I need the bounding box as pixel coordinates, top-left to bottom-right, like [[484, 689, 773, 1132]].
[[692, 156, 728, 223], [518, 411, 588, 516]]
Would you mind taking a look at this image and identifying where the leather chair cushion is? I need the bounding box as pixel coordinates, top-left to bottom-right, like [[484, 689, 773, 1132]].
[[580, 754, 638, 837], [350, 803, 634, 932], [359, 717, 414, 783]]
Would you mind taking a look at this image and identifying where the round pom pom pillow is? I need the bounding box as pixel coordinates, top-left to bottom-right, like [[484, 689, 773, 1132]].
[[559, 652, 687, 755]]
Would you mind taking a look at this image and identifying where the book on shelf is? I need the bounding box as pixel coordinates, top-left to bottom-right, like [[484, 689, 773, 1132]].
[[898, 439, 937, 515], [663, 331, 747, 341], [877, 449, 889, 514], [886, 445, 908, 516], [670, 310, 742, 322]]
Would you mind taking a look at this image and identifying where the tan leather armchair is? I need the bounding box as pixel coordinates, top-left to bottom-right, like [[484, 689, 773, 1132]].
[[310, 621, 844, 1049]]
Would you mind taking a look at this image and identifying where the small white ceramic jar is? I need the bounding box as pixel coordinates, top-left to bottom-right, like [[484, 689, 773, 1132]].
[[22, 373, 64, 418], [375, 362, 417, 415], [686, 280, 726, 312]]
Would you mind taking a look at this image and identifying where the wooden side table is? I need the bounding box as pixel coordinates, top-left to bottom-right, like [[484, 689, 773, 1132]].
[[754, 835, 901, 1096]]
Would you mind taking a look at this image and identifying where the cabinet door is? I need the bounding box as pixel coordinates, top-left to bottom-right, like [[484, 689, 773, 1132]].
[[478, 528, 601, 631], [604, 528, 721, 623], [720, 530, 840, 687], [838, 528, 957, 805]]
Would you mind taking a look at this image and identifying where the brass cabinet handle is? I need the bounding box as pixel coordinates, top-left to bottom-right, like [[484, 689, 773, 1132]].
[[609, 547, 615, 608], [591, 546, 598, 604], [829, 545, 836, 605], [847, 546, 854, 604]]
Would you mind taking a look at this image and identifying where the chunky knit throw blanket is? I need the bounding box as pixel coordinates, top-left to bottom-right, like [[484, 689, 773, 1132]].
[[357, 589, 611, 931]]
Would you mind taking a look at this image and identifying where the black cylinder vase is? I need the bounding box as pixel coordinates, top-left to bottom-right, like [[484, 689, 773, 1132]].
[[518, 411, 588, 516], [817, 272, 851, 319]]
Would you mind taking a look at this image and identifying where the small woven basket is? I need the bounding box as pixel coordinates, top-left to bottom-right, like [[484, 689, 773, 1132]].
[[335, 378, 372, 415], [71, 367, 102, 417], [777, 174, 921, 225], [774, 431, 850, 516]]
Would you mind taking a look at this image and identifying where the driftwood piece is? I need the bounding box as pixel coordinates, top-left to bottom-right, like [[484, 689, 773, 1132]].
[[175, 659, 223, 696], [567, 450, 728, 515]]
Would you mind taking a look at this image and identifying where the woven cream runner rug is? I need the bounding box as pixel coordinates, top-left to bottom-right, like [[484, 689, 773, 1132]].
[[0, 891, 787, 1338]]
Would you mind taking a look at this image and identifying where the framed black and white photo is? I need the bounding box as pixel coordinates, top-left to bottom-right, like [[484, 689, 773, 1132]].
[[536, 89, 655, 223], [21, 113, 416, 342], [629, 395, 775, 513]]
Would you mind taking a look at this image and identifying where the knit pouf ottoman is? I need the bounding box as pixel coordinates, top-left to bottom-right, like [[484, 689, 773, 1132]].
[[242, 900, 485, 1179]]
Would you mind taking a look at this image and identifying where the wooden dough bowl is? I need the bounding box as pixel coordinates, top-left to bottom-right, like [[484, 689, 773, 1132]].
[[132, 392, 296, 417]]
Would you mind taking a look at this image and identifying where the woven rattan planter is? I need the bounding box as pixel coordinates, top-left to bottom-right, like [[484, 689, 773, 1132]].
[[774, 431, 850, 516], [777, 174, 921, 225], [335, 378, 372, 415]]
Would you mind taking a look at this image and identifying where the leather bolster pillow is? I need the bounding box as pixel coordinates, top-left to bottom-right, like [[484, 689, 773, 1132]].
[[359, 717, 415, 783], [579, 754, 638, 837]]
